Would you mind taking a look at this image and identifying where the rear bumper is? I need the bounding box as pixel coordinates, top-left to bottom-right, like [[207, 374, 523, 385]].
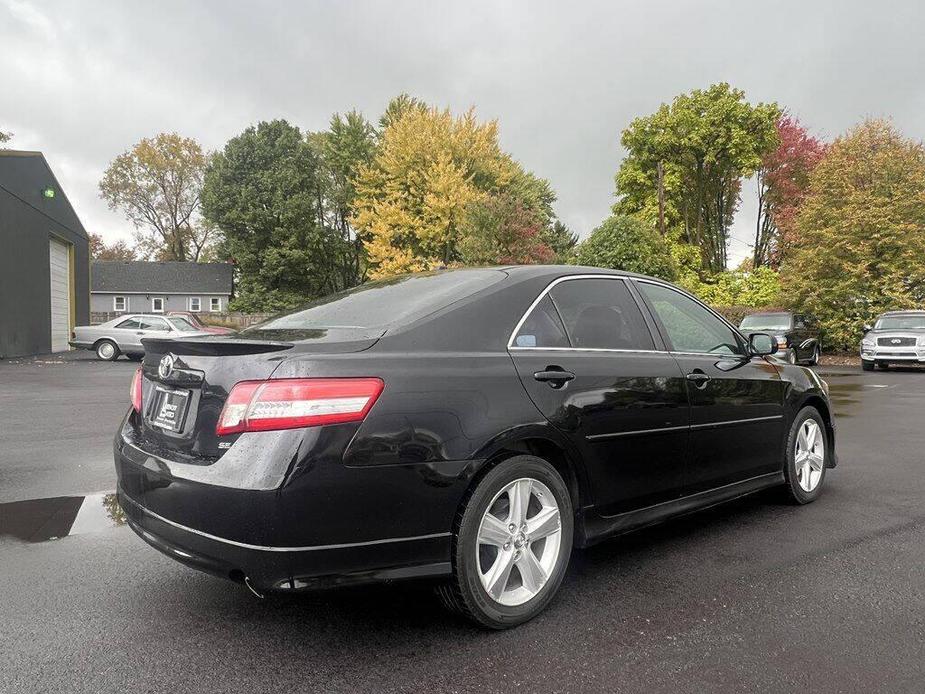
[[119, 487, 451, 591]]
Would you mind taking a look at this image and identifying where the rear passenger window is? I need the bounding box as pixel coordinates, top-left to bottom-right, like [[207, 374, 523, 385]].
[[512, 295, 570, 348], [116, 318, 142, 330], [549, 279, 655, 350]]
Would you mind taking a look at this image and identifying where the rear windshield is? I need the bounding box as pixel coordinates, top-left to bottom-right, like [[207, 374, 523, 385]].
[[875, 315, 925, 330], [243, 270, 504, 334], [740, 313, 791, 331]]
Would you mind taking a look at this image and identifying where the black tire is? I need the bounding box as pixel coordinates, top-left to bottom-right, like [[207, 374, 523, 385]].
[[126, 353, 144, 362], [95, 340, 120, 361], [861, 360, 874, 372], [782, 406, 829, 504], [787, 349, 797, 365], [438, 455, 573, 629], [876, 361, 890, 370]]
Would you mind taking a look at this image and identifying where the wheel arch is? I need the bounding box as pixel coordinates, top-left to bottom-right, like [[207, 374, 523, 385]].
[[467, 429, 589, 536], [796, 394, 835, 467]]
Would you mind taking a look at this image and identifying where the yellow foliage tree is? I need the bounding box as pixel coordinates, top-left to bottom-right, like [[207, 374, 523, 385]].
[[352, 106, 522, 278]]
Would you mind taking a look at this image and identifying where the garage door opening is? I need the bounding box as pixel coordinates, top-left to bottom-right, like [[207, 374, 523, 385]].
[[49, 237, 72, 353]]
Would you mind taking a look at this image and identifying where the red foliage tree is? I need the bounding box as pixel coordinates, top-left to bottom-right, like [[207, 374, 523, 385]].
[[754, 115, 827, 268]]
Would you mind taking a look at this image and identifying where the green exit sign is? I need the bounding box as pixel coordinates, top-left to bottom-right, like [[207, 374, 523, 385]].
[[41, 187, 55, 199]]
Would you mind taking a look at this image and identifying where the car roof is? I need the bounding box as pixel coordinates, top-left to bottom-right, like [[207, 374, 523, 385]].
[[744, 311, 792, 317], [880, 310, 925, 316]]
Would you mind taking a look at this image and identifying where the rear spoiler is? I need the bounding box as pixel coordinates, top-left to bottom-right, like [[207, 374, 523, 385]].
[[141, 336, 294, 357]]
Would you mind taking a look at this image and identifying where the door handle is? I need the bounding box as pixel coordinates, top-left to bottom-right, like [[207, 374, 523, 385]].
[[534, 367, 575, 388], [686, 370, 711, 388]]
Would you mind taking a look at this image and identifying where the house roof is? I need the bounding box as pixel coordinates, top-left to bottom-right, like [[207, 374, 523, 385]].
[[91, 261, 234, 294], [0, 149, 89, 239]]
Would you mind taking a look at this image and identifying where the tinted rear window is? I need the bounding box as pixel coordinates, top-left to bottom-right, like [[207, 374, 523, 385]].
[[243, 270, 504, 334]]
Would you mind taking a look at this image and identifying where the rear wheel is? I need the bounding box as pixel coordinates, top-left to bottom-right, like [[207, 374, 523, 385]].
[[787, 349, 797, 365], [438, 455, 573, 629], [782, 407, 828, 504], [95, 340, 120, 361]]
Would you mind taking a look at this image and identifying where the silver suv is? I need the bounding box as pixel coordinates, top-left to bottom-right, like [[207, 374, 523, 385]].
[[860, 310, 925, 371]]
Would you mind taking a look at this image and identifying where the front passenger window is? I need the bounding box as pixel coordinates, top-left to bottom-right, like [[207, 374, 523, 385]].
[[637, 282, 744, 356]]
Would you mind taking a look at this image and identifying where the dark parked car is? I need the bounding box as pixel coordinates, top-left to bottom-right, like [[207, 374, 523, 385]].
[[860, 310, 925, 370], [116, 266, 837, 628], [739, 311, 821, 365]]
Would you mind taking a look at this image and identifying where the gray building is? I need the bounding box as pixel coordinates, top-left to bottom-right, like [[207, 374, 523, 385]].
[[91, 261, 234, 318], [0, 150, 90, 358]]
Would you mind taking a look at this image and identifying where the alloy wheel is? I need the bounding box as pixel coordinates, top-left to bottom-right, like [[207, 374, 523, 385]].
[[98, 342, 115, 360], [795, 419, 825, 492], [476, 477, 562, 607]]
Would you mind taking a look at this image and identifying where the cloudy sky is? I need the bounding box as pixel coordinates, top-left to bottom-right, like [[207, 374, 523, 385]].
[[3, 0, 924, 265]]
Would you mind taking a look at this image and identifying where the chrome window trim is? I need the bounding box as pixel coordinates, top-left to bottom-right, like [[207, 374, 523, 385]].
[[630, 277, 751, 357], [506, 274, 660, 353]]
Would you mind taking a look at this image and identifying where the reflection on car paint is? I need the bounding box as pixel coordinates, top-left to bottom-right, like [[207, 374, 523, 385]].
[[0, 492, 125, 543]]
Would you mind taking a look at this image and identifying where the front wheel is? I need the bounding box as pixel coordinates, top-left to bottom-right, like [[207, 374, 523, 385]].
[[95, 340, 120, 361], [861, 360, 874, 372], [782, 407, 828, 504], [438, 455, 573, 629]]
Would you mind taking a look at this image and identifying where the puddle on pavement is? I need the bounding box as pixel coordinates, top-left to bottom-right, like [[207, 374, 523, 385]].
[[0, 492, 125, 543]]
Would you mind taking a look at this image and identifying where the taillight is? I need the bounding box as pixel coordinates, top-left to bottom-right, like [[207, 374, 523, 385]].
[[130, 367, 143, 413], [216, 378, 384, 436]]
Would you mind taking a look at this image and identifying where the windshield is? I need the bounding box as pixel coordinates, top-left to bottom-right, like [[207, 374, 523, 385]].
[[168, 317, 199, 332], [740, 313, 791, 331], [875, 315, 925, 330], [242, 270, 504, 334]]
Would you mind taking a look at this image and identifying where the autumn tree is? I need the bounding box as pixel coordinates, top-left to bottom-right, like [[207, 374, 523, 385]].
[[99, 133, 214, 261], [615, 83, 779, 273], [458, 194, 554, 265], [781, 119, 925, 348], [88, 233, 137, 261], [753, 115, 826, 268], [353, 103, 560, 278]]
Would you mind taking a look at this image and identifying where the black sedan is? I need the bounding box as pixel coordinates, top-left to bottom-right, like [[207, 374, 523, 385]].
[[739, 311, 821, 365], [116, 266, 837, 629]]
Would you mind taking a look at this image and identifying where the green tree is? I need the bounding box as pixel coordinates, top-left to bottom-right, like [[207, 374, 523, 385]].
[[541, 220, 579, 263], [99, 133, 214, 261], [0, 130, 11, 144], [202, 120, 354, 311], [690, 266, 782, 306], [781, 119, 925, 349], [575, 214, 676, 280], [615, 83, 779, 273], [310, 110, 378, 286]]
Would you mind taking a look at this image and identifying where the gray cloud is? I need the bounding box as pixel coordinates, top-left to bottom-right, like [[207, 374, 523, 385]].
[[3, 0, 923, 265]]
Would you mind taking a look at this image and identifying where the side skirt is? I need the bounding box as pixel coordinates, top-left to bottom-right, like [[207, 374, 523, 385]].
[[578, 472, 785, 548]]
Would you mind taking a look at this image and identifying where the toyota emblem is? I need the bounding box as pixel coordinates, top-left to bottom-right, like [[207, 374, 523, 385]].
[[158, 353, 176, 379]]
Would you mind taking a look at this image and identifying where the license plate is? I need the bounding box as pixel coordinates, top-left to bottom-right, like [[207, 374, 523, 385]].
[[151, 386, 191, 432]]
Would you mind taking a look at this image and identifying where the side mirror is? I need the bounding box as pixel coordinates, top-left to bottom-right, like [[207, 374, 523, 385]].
[[749, 332, 777, 356], [862, 324, 872, 335]]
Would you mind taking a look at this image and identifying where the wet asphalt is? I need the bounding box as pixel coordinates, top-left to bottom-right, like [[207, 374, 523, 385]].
[[1, 354, 924, 693]]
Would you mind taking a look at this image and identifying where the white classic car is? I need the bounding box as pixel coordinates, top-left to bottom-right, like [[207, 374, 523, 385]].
[[69, 314, 209, 360]]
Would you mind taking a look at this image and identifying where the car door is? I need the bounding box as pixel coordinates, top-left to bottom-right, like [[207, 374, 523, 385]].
[[112, 317, 144, 351], [140, 316, 174, 348], [508, 276, 690, 516], [634, 280, 785, 493]]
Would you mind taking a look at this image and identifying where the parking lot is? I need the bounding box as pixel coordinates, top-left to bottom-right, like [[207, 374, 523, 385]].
[[2, 355, 924, 693]]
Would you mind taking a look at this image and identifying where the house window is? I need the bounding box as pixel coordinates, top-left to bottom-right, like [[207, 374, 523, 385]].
[[113, 296, 127, 312], [210, 297, 222, 312], [151, 297, 165, 313], [188, 297, 201, 312]]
